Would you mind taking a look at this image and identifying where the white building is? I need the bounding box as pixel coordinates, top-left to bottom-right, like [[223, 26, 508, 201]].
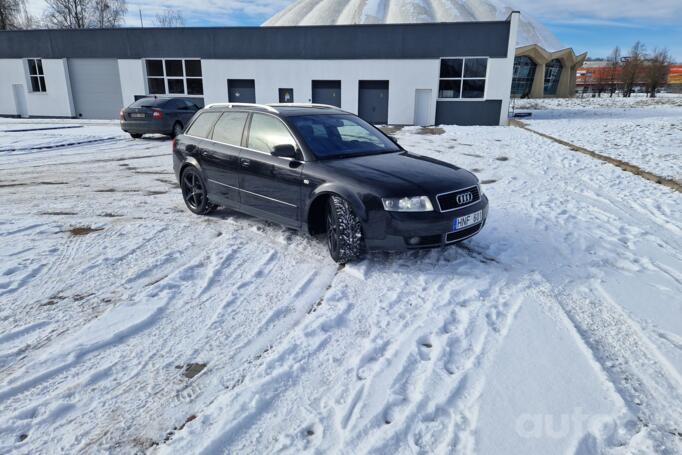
[[0, 13, 519, 126]]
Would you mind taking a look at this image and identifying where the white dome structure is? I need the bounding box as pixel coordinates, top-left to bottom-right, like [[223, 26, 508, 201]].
[[263, 0, 563, 51]]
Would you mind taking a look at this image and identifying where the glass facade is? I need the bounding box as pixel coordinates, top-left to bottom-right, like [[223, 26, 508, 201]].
[[511, 56, 536, 98], [544, 59, 563, 96]]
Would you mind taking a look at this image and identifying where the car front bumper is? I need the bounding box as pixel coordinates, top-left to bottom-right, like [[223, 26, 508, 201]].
[[363, 194, 489, 252]]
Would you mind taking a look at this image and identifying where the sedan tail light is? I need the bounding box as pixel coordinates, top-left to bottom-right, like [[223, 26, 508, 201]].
[[152, 109, 163, 120], [172, 138, 177, 153], [119, 109, 125, 120]]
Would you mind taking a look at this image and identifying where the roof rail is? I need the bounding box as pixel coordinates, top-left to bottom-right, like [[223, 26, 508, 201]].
[[204, 103, 279, 113], [268, 103, 343, 110]]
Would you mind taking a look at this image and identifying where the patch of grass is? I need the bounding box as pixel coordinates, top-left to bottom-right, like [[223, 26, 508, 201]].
[[416, 127, 445, 135], [379, 125, 404, 135], [0, 182, 67, 188], [68, 226, 104, 236], [40, 211, 77, 216]]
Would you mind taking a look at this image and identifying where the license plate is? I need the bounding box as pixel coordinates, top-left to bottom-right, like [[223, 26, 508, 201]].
[[130, 113, 145, 118], [454, 210, 482, 231]]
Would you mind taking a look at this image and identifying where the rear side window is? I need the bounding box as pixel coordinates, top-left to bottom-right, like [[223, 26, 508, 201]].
[[212, 112, 248, 146], [186, 112, 221, 139], [247, 113, 297, 154]]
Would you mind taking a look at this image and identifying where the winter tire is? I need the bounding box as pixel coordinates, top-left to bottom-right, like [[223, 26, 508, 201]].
[[171, 122, 183, 138], [326, 195, 363, 263]]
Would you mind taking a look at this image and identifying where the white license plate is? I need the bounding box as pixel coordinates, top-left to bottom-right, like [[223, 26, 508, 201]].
[[130, 113, 145, 118], [454, 210, 483, 231]]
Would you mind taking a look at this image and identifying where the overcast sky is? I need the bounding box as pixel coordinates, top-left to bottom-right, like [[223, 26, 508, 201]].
[[24, 0, 682, 61]]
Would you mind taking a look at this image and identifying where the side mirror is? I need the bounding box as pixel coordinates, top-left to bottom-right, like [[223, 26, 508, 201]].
[[272, 144, 297, 159]]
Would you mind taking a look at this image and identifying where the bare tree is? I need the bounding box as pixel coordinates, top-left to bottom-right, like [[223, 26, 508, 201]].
[[621, 41, 646, 97], [154, 8, 184, 27], [19, 1, 40, 28], [606, 47, 621, 97], [44, 0, 90, 28], [645, 48, 672, 98], [43, 0, 126, 28], [90, 0, 126, 28], [0, 0, 24, 30]]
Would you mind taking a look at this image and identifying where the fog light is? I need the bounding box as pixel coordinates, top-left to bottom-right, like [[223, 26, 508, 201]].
[[407, 236, 421, 246]]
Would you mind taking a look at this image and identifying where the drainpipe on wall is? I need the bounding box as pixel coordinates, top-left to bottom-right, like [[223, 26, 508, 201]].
[[500, 11, 521, 126]]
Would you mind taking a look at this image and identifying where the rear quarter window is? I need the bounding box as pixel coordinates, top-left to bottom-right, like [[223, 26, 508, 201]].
[[212, 112, 248, 146], [186, 112, 221, 139]]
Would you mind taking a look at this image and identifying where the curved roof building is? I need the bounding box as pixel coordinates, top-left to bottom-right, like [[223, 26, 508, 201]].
[[265, 0, 587, 98]]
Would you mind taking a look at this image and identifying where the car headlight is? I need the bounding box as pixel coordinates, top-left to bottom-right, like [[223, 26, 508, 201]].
[[382, 196, 434, 212]]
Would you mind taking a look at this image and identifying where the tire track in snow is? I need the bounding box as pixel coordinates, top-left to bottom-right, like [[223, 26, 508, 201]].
[[545, 281, 682, 452]]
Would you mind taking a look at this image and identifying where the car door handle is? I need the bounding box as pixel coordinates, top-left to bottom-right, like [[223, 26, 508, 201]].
[[240, 158, 250, 167]]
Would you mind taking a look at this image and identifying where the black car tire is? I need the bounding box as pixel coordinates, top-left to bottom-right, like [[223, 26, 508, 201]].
[[171, 122, 183, 138], [180, 167, 215, 215], [326, 195, 363, 263], [130, 133, 143, 139]]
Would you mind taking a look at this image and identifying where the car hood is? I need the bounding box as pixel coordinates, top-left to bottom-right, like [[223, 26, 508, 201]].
[[318, 152, 479, 196]]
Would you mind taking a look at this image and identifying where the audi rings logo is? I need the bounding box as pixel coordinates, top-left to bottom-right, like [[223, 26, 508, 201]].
[[456, 192, 473, 205]]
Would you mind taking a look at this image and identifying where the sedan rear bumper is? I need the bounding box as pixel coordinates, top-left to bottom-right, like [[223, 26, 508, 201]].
[[120, 120, 172, 135], [364, 194, 489, 252]]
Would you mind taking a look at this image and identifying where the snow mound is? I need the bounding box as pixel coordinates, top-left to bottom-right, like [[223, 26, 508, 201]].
[[263, 0, 563, 51]]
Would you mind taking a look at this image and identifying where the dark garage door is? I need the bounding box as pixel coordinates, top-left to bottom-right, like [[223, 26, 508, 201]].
[[228, 79, 256, 103], [358, 80, 389, 124], [312, 80, 341, 107]]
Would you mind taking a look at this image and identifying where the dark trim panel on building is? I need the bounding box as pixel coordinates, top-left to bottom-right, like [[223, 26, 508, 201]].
[[0, 22, 511, 60], [435, 100, 503, 126]]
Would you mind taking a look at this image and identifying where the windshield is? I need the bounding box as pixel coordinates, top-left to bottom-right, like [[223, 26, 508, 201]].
[[287, 114, 400, 160]]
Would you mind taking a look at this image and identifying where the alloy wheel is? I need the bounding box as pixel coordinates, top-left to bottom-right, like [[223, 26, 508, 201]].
[[182, 169, 205, 211]]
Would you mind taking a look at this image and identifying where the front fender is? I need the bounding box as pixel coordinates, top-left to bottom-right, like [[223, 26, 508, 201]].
[[307, 182, 370, 222]]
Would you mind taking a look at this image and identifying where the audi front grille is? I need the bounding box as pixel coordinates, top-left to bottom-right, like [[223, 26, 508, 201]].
[[436, 185, 481, 212]]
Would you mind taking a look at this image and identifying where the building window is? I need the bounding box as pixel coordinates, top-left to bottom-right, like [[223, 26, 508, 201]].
[[511, 56, 537, 98], [544, 59, 563, 96], [439, 58, 487, 99], [27, 58, 47, 93], [145, 59, 203, 96], [279, 88, 294, 103]]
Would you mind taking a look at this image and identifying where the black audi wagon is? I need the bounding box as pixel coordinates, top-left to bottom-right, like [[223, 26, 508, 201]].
[[173, 103, 489, 263]]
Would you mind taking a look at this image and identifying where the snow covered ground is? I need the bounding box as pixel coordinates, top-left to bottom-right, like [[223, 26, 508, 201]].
[[514, 95, 682, 183], [0, 113, 681, 454]]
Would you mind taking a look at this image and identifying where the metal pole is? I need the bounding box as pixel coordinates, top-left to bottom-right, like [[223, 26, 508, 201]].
[[139, 9, 143, 28]]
